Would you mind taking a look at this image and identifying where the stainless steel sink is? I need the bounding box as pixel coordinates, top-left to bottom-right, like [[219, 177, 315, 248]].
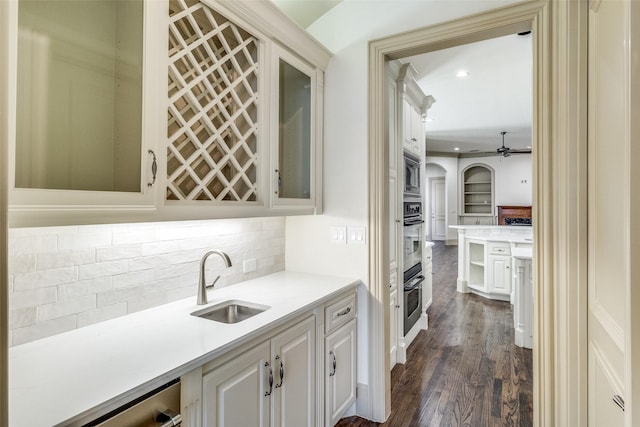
[[191, 300, 269, 324]]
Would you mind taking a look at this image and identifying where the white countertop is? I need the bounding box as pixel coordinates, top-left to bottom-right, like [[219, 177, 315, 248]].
[[512, 247, 533, 259], [9, 271, 361, 427], [449, 225, 533, 244]]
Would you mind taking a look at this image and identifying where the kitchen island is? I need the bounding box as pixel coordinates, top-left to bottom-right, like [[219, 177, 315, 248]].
[[9, 271, 361, 426], [450, 225, 532, 300], [450, 225, 533, 349]]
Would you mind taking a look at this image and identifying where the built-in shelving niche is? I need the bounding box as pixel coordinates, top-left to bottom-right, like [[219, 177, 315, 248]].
[[167, 0, 259, 202]]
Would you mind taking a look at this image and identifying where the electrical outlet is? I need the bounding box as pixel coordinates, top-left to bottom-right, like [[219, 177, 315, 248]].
[[243, 258, 257, 273]]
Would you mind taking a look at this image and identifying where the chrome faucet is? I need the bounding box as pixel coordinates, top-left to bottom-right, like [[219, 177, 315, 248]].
[[197, 250, 232, 305]]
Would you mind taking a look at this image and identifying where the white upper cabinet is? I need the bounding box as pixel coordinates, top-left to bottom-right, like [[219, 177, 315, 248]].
[[6, 0, 330, 226], [8, 0, 165, 226], [270, 44, 322, 213]]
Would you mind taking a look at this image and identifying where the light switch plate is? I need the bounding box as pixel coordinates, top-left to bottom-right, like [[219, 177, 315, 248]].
[[348, 226, 366, 244], [243, 258, 257, 273], [330, 226, 347, 244]]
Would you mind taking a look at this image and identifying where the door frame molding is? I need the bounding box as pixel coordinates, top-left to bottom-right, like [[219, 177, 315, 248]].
[[0, 0, 9, 424], [367, 1, 588, 425]]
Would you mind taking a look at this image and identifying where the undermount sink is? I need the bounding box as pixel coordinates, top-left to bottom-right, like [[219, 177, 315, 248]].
[[191, 300, 270, 324]]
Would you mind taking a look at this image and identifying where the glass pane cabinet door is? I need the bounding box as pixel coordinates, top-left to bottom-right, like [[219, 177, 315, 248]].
[[274, 48, 316, 204], [15, 0, 144, 192]]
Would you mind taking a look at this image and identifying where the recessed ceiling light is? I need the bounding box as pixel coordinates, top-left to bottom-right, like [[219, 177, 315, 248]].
[[454, 147, 460, 151], [456, 70, 469, 78], [425, 117, 434, 122]]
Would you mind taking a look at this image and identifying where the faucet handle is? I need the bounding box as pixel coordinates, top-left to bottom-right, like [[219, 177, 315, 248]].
[[206, 275, 222, 289]]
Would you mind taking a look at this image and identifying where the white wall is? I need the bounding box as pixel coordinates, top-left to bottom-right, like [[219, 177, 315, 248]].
[[284, 0, 519, 415], [458, 154, 533, 206], [8, 217, 285, 346]]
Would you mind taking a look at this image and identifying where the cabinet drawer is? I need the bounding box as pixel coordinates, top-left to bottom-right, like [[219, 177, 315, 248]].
[[325, 293, 356, 333], [488, 241, 510, 255]]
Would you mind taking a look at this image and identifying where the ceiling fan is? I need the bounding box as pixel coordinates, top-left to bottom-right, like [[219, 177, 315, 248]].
[[495, 131, 531, 157]]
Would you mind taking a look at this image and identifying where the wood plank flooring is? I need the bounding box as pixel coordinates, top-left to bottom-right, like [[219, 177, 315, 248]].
[[337, 242, 533, 427]]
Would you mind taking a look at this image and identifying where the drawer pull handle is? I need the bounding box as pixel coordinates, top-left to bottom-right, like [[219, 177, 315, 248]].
[[336, 306, 351, 317], [265, 362, 273, 396], [329, 351, 337, 376], [275, 355, 284, 388], [613, 394, 624, 411], [147, 150, 157, 188]]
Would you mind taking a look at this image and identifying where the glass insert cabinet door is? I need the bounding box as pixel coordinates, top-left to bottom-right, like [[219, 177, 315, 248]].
[[272, 45, 316, 205], [14, 0, 147, 193]]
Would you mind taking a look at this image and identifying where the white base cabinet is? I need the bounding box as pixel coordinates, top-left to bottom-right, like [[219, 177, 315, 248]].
[[203, 340, 271, 427], [182, 290, 357, 427], [201, 316, 316, 427], [325, 319, 357, 427]]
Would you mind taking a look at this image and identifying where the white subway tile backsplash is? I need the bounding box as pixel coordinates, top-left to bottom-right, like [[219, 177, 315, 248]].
[[96, 245, 143, 262], [8, 217, 285, 346], [12, 316, 77, 346], [77, 303, 128, 328], [8, 254, 36, 275], [112, 270, 155, 289], [112, 229, 156, 245], [37, 249, 96, 270], [9, 307, 37, 329], [13, 267, 77, 291], [10, 288, 57, 310], [78, 260, 129, 280], [60, 277, 113, 299], [9, 235, 58, 255], [37, 295, 96, 322], [58, 232, 112, 251]]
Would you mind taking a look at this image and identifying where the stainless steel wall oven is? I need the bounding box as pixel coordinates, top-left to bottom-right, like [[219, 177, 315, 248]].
[[403, 199, 424, 335]]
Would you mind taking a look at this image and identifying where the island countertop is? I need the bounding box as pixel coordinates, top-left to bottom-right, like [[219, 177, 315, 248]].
[[9, 271, 361, 427]]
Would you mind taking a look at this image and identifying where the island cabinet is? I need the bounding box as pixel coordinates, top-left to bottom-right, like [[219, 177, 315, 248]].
[[464, 239, 512, 301]]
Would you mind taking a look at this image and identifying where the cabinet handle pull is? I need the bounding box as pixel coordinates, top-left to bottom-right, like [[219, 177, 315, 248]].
[[274, 169, 281, 195], [329, 351, 337, 376], [613, 394, 624, 411], [265, 362, 273, 396], [147, 150, 157, 188], [275, 355, 284, 388], [336, 306, 351, 317]]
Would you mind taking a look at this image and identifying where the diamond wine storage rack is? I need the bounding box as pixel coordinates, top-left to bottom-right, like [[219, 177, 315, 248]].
[[168, 0, 259, 202]]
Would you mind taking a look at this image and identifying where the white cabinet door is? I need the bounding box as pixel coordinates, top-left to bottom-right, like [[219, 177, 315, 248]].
[[203, 341, 271, 427], [390, 289, 398, 367], [271, 44, 320, 212], [9, 0, 165, 226], [587, 1, 637, 424], [488, 255, 511, 295], [271, 316, 316, 427], [326, 319, 357, 427]]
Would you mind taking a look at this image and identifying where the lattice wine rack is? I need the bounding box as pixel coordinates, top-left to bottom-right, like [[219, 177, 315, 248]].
[[167, 0, 259, 202]]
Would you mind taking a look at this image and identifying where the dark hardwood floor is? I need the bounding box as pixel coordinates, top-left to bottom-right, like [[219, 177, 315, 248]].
[[337, 242, 533, 427]]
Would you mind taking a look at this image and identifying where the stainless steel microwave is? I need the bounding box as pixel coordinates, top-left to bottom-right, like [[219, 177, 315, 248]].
[[404, 151, 421, 197]]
